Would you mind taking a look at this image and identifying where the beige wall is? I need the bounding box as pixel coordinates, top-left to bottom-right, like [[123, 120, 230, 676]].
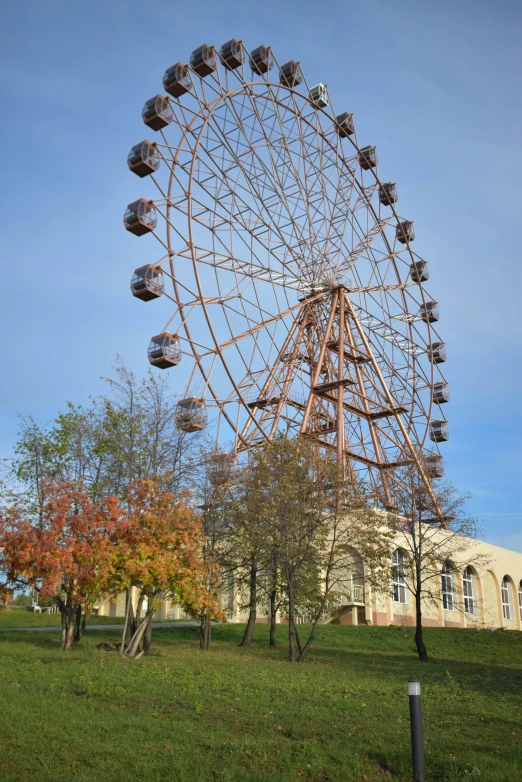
[[364, 537, 522, 631], [294, 534, 522, 631], [96, 534, 522, 631]]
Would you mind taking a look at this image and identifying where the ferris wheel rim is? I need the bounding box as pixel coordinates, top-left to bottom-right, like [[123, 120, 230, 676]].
[[128, 40, 448, 481], [163, 80, 443, 448]]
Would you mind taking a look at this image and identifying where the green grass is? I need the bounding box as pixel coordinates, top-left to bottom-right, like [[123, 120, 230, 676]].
[[0, 624, 520, 781], [0, 607, 183, 629]]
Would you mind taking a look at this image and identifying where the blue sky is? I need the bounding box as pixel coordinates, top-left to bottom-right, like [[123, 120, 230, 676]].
[[0, 0, 520, 549]]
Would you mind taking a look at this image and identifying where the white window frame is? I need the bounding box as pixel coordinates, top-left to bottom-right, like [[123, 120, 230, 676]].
[[392, 550, 408, 604], [501, 577, 513, 621], [441, 564, 455, 611], [463, 567, 476, 614], [518, 580, 522, 622]]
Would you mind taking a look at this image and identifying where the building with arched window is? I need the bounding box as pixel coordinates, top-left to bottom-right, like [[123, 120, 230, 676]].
[[363, 538, 522, 631], [441, 563, 456, 611], [334, 534, 522, 631], [501, 577, 515, 621], [96, 524, 522, 632], [463, 567, 477, 615], [392, 549, 409, 604]]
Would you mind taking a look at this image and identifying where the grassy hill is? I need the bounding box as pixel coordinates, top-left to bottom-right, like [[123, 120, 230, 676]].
[[0, 623, 520, 781], [0, 607, 126, 628], [0, 607, 183, 629]]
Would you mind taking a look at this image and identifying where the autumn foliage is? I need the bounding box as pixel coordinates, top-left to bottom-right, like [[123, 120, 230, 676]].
[[0, 479, 223, 653], [0, 483, 118, 649], [113, 481, 225, 657]]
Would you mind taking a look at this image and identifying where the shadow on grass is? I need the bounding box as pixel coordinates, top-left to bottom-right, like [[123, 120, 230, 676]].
[[278, 641, 522, 698], [369, 736, 521, 782], [3, 624, 522, 701], [0, 634, 65, 651], [0, 630, 122, 652]]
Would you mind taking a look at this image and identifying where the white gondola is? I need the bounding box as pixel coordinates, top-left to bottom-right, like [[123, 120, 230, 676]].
[[175, 397, 208, 431], [163, 63, 192, 98], [420, 301, 439, 323], [426, 454, 444, 478], [410, 261, 429, 283], [432, 382, 450, 404], [430, 420, 449, 443], [397, 220, 415, 244], [148, 333, 181, 369], [429, 342, 446, 364], [130, 265, 164, 301], [127, 141, 160, 178], [379, 182, 397, 205], [123, 199, 157, 236], [190, 44, 216, 77], [309, 83, 329, 108], [142, 95, 172, 131]]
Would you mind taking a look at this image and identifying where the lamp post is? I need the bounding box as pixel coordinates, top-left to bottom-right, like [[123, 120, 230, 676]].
[[408, 680, 426, 781]]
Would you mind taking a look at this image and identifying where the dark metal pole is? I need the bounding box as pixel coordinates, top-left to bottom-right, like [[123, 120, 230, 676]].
[[408, 680, 426, 782]]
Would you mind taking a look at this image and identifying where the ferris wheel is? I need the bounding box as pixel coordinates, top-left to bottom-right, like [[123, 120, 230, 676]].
[[123, 39, 449, 513]]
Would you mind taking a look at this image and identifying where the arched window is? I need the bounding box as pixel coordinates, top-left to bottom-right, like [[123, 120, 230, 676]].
[[519, 580, 522, 622], [337, 548, 365, 604], [392, 550, 408, 604], [463, 567, 476, 614], [501, 577, 513, 620], [441, 563, 455, 611]]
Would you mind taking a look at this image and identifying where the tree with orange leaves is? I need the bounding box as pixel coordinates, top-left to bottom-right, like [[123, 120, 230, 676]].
[[111, 480, 225, 658], [0, 481, 119, 650], [0, 478, 222, 655]]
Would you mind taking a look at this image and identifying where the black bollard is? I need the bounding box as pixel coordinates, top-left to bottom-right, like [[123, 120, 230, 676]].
[[408, 681, 426, 782]]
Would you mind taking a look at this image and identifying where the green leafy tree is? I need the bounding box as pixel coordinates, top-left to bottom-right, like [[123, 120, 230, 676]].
[[231, 436, 392, 662], [192, 447, 239, 650], [386, 461, 486, 662], [2, 359, 207, 633]]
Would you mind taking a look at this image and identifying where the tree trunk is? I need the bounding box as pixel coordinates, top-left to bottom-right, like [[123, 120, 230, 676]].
[[298, 614, 321, 662], [125, 607, 154, 658], [120, 589, 134, 655], [73, 605, 82, 643], [58, 597, 77, 652], [297, 589, 330, 662], [200, 613, 212, 650], [56, 596, 67, 650], [269, 551, 277, 647], [125, 589, 136, 646], [81, 611, 87, 637], [295, 624, 302, 655], [200, 615, 205, 649], [240, 555, 258, 647], [269, 589, 277, 647], [60, 608, 67, 650], [134, 592, 144, 637], [62, 605, 77, 652], [143, 612, 153, 653], [287, 581, 298, 662], [414, 589, 428, 662]]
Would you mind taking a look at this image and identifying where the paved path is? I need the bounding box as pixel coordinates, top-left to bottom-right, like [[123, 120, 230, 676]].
[[0, 621, 201, 633]]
